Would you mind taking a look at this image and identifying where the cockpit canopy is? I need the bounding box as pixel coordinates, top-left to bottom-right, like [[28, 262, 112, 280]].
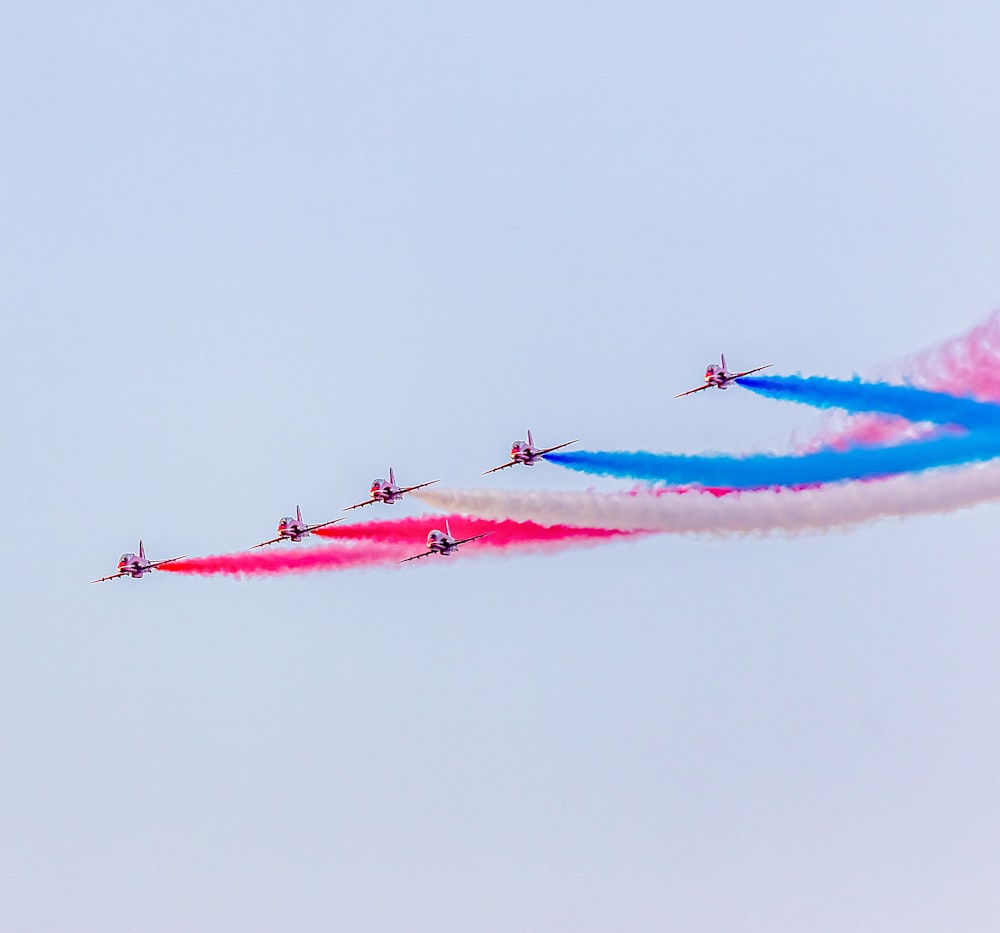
[[119, 553, 133, 564]]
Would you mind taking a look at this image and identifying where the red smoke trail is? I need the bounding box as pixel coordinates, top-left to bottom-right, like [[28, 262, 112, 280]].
[[159, 542, 404, 577], [314, 514, 643, 551], [643, 485, 736, 498], [908, 309, 1000, 402], [641, 482, 830, 498], [158, 518, 639, 578]]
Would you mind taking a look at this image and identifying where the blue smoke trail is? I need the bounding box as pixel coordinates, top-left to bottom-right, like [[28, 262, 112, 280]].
[[737, 375, 1000, 430], [544, 433, 1000, 488], [545, 376, 1000, 487]]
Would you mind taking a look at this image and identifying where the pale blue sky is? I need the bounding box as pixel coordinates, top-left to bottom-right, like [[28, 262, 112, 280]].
[[3, 3, 1000, 930]]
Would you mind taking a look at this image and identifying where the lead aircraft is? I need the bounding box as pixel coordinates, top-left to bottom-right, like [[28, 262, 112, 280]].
[[92, 540, 185, 583], [343, 467, 438, 511], [399, 519, 491, 563], [250, 505, 342, 549], [482, 429, 577, 475], [675, 354, 772, 397]]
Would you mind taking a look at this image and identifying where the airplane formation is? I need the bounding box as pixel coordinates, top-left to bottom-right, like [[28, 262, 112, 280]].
[[93, 355, 768, 582]]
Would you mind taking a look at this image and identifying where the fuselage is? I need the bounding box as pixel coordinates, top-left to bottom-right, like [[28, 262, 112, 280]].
[[276, 517, 310, 542], [425, 530, 457, 555], [370, 479, 403, 504], [704, 363, 735, 389], [510, 440, 541, 465], [117, 553, 153, 578]]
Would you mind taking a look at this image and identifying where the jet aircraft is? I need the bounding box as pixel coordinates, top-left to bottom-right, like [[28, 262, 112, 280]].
[[482, 429, 578, 475], [92, 540, 185, 583], [343, 467, 438, 511], [675, 354, 772, 397], [250, 505, 342, 549], [399, 520, 491, 562]]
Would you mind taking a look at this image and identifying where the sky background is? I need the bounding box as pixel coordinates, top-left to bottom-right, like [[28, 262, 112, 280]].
[[3, 2, 1000, 930]]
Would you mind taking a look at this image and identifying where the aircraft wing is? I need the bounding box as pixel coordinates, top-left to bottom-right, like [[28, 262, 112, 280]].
[[539, 440, 578, 456], [148, 556, 186, 569], [249, 536, 282, 550], [343, 498, 377, 511], [91, 571, 126, 584], [733, 364, 773, 379], [400, 480, 439, 494], [674, 384, 712, 398], [305, 519, 344, 532], [482, 461, 518, 475], [454, 532, 492, 547], [398, 549, 435, 563]]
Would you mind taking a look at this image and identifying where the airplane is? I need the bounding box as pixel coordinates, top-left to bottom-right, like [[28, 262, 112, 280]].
[[249, 505, 343, 549], [91, 540, 185, 583], [675, 354, 772, 397], [343, 467, 438, 511], [399, 519, 491, 562], [482, 429, 578, 475]]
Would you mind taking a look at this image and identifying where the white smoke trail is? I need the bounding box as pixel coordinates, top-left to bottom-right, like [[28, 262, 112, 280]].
[[414, 462, 1000, 536]]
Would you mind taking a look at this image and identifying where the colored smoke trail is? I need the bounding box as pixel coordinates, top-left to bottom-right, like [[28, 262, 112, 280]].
[[899, 309, 1000, 403], [545, 431, 1000, 489], [413, 462, 1000, 535], [315, 514, 642, 552], [737, 375, 1000, 429], [159, 542, 403, 577], [156, 519, 640, 579], [807, 414, 936, 453], [811, 310, 1000, 450], [543, 376, 1000, 488]]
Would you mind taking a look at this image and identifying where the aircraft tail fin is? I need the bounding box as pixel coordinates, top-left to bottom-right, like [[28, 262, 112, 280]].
[[139, 539, 145, 560], [527, 428, 534, 449], [296, 504, 302, 523], [446, 518, 452, 539], [389, 467, 395, 486], [721, 353, 727, 372]]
